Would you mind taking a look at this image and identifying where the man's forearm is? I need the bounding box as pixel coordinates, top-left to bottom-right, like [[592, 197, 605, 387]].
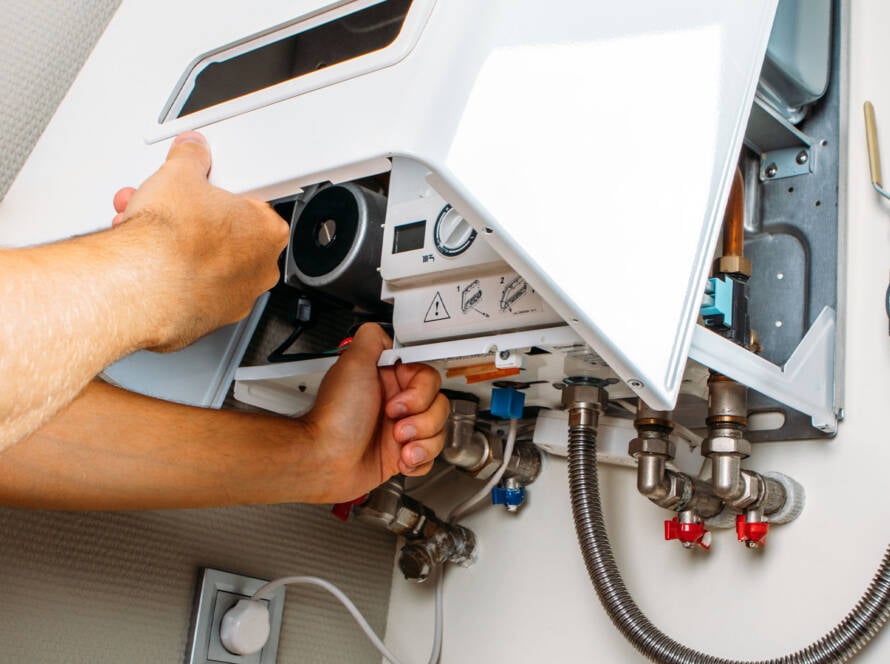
[[0, 133, 288, 454], [0, 225, 172, 451], [0, 381, 326, 510]]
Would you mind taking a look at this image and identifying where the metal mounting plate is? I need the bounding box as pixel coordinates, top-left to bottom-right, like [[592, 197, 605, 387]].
[[742, 0, 844, 441]]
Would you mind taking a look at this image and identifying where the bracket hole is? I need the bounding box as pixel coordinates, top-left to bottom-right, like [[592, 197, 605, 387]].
[[748, 410, 786, 431]]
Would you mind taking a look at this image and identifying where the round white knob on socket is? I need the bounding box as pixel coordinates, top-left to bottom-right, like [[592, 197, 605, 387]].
[[220, 599, 270, 655]]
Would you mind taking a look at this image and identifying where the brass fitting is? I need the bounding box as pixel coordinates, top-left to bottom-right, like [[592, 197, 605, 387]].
[[716, 255, 753, 278]]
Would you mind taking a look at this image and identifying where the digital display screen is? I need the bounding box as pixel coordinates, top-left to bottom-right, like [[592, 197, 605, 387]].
[[393, 220, 426, 253]]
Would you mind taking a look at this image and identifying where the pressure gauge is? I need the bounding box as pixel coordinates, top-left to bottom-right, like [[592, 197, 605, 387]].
[[433, 205, 476, 256]]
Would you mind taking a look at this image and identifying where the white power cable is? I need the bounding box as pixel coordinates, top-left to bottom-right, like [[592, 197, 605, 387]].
[[670, 421, 704, 449], [427, 570, 445, 664], [252, 576, 406, 664], [241, 419, 521, 664], [615, 399, 637, 415], [426, 417, 520, 664], [448, 417, 519, 522], [407, 464, 454, 496]]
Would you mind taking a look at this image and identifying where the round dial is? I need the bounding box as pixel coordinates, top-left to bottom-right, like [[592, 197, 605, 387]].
[[433, 205, 476, 256]]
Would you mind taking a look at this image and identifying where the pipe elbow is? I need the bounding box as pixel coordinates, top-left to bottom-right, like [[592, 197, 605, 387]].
[[710, 455, 744, 501], [636, 474, 669, 499], [635, 455, 670, 500]]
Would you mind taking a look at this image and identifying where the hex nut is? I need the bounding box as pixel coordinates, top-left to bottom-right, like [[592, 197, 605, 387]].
[[353, 507, 395, 531], [717, 255, 753, 278], [393, 506, 422, 534], [721, 470, 763, 510], [561, 384, 607, 410], [628, 436, 674, 458], [737, 471, 761, 505], [701, 434, 751, 457], [449, 398, 478, 417]]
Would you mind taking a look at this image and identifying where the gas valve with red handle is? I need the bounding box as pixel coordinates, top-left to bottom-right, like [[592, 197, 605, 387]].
[[331, 494, 369, 522], [736, 513, 769, 548], [664, 516, 712, 550]]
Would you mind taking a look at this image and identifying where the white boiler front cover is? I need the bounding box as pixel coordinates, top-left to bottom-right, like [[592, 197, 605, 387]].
[[0, 0, 776, 409]]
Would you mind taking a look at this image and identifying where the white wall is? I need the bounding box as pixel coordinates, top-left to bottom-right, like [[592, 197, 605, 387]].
[[384, 1, 890, 661]]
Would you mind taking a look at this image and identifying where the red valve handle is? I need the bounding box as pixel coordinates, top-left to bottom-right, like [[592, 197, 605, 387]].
[[331, 494, 369, 522], [664, 517, 711, 550], [736, 514, 769, 546]]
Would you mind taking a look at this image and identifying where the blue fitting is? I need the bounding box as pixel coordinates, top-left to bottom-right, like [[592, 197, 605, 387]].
[[490, 387, 525, 420], [491, 485, 526, 507], [700, 276, 734, 327]]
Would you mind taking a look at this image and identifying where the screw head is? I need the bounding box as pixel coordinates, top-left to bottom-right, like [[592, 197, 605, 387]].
[[795, 150, 808, 165], [765, 163, 778, 178], [628, 379, 644, 390], [499, 350, 511, 360], [316, 218, 337, 247]]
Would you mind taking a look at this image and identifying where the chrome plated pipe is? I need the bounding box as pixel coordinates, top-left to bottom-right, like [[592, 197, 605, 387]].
[[564, 383, 890, 663]]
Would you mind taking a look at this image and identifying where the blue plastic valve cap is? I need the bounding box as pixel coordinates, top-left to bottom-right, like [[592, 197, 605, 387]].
[[490, 387, 525, 420], [491, 485, 526, 507]]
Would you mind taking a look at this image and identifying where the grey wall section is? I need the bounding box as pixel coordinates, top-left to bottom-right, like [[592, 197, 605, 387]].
[[0, 0, 122, 200], [0, 3, 396, 662], [0, 504, 395, 663]]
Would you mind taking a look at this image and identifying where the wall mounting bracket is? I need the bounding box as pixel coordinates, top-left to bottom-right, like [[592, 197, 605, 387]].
[[689, 307, 837, 433]]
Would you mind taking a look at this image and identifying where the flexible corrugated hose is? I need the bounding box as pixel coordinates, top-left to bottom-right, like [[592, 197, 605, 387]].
[[567, 419, 890, 663]]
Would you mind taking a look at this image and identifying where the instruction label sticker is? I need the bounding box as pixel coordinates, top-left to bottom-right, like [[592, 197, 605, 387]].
[[392, 270, 563, 344]]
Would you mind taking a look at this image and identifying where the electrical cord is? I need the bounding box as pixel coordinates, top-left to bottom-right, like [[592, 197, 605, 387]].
[[425, 417, 520, 664], [407, 465, 455, 496], [448, 418, 519, 522], [252, 576, 406, 664]]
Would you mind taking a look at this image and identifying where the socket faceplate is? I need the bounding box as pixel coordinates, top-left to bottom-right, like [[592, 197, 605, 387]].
[[187, 568, 286, 664]]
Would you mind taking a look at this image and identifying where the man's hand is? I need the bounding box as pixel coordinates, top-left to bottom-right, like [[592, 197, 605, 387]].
[[110, 131, 289, 351], [0, 327, 449, 509], [303, 324, 449, 503], [0, 131, 289, 450]]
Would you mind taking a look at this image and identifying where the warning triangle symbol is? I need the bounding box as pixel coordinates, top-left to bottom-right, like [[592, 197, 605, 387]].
[[424, 291, 451, 322]]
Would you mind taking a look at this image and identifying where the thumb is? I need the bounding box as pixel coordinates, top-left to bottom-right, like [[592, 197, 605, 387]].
[[344, 323, 391, 364], [165, 131, 212, 178]]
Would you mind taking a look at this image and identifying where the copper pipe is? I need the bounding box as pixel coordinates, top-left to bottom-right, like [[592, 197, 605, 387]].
[[864, 101, 884, 189], [722, 167, 745, 258]]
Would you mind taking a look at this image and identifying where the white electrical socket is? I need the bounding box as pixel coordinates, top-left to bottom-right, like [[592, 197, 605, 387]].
[[186, 569, 286, 664]]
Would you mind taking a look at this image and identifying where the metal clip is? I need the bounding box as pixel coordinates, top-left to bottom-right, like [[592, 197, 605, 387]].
[[863, 101, 890, 200]]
